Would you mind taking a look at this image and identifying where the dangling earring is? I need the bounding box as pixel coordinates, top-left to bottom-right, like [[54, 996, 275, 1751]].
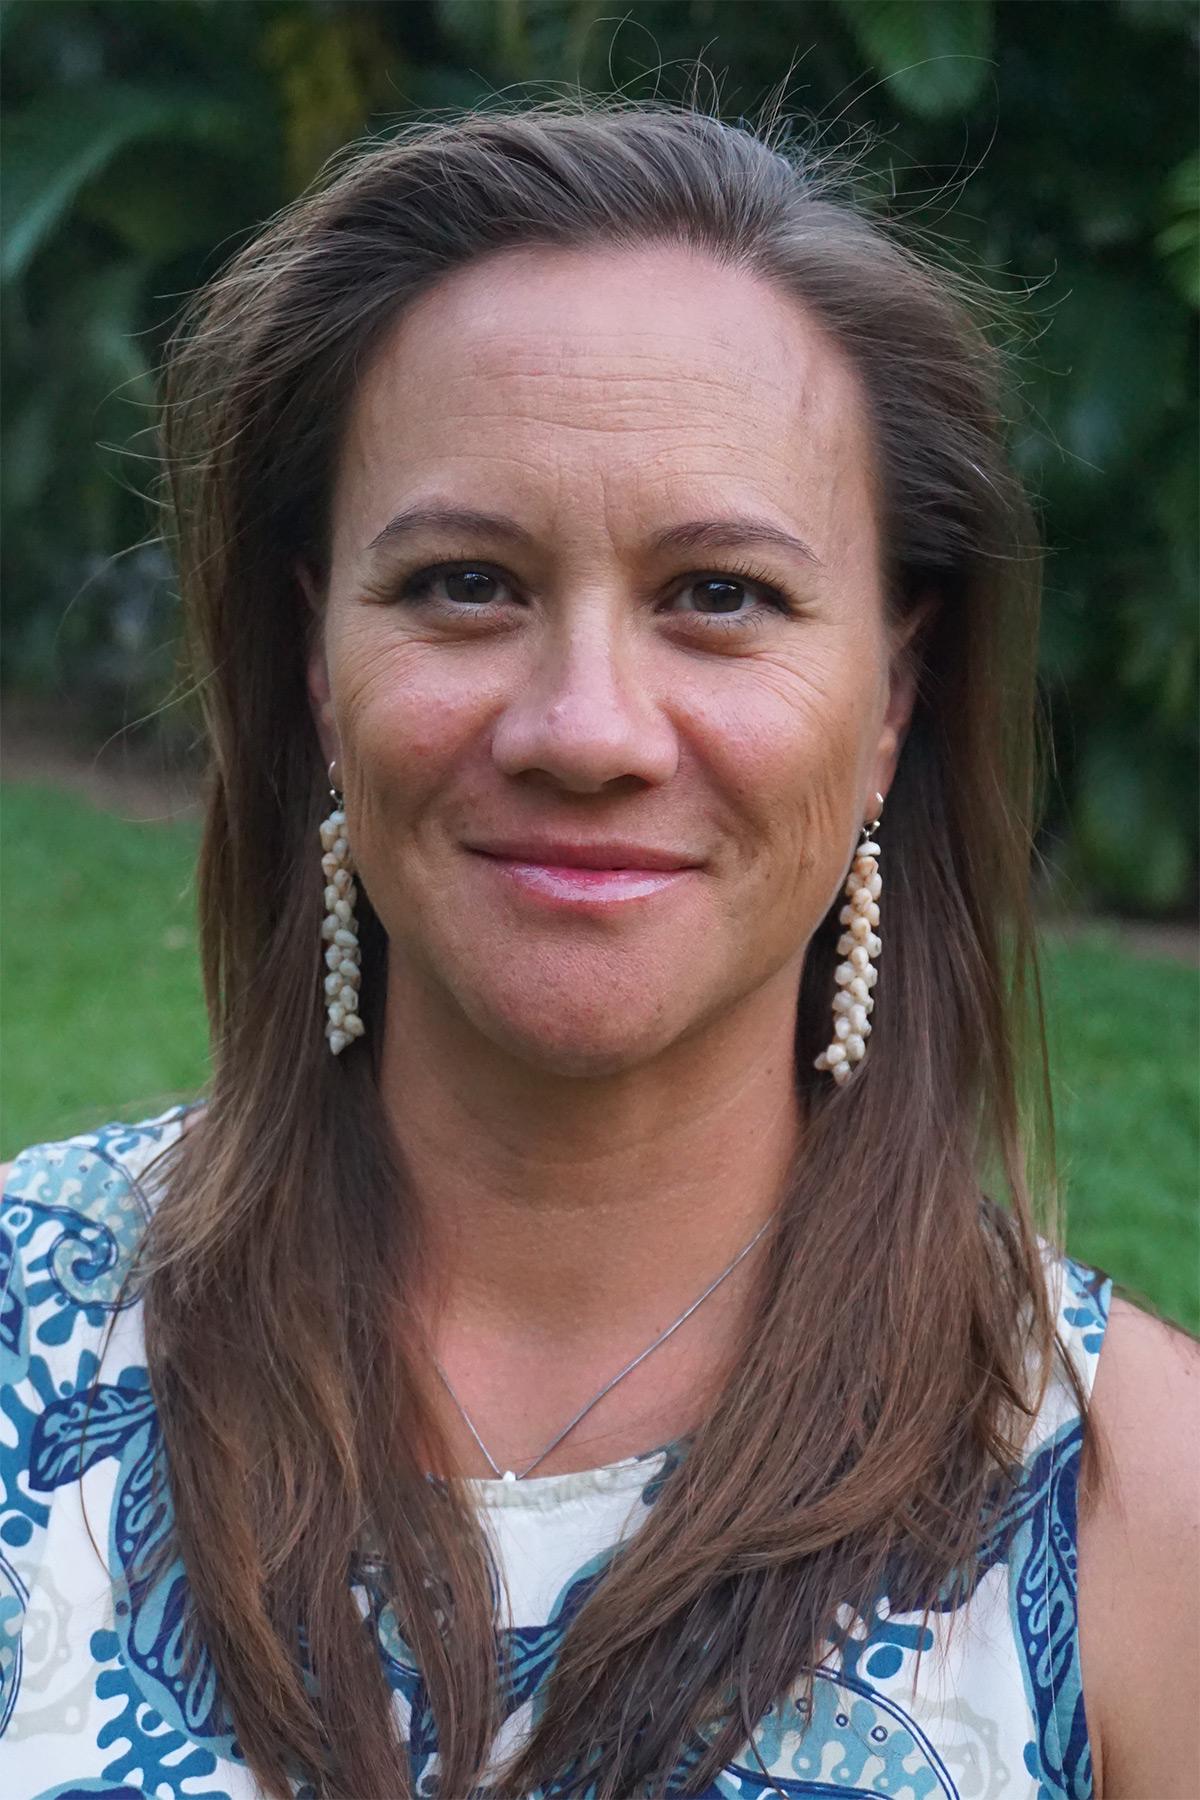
[[814, 792, 884, 1086], [319, 759, 364, 1055]]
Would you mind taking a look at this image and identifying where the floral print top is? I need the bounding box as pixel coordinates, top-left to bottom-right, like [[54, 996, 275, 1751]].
[[0, 1103, 1111, 1799]]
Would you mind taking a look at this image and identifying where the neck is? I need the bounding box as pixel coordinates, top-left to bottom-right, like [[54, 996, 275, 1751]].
[[378, 958, 804, 1345], [375, 955, 805, 1476]]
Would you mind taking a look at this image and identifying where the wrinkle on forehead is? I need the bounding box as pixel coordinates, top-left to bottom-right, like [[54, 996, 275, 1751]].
[[330, 241, 879, 584], [362, 244, 851, 420]]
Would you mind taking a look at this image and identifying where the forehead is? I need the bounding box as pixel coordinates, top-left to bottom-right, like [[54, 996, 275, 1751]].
[[332, 242, 877, 562]]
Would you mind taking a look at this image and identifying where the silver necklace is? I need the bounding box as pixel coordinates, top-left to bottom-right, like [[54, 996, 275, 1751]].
[[432, 1216, 773, 1482]]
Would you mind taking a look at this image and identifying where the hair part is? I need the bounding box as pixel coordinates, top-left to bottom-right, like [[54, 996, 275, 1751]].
[[118, 92, 1087, 1797]]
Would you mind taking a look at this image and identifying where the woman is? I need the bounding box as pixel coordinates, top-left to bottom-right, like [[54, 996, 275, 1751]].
[[1, 99, 1195, 1800]]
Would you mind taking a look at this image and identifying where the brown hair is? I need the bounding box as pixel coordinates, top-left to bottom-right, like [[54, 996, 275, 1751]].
[[125, 94, 1086, 1798]]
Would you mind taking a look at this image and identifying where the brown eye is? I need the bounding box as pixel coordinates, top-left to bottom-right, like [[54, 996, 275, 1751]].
[[667, 566, 796, 628], [400, 564, 511, 606], [677, 578, 758, 616]]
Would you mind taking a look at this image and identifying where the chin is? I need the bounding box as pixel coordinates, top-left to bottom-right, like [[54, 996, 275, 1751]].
[[455, 980, 688, 1080], [508, 1036, 664, 1080]]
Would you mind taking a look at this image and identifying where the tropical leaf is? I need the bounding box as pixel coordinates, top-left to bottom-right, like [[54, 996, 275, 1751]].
[[77, 138, 267, 263], [1156, 152, 1200, 308], [1, 83, 247, 284], [835, 0, 994, 118], [1032, 269, 1189, 485], [2, 382, 59, 516]]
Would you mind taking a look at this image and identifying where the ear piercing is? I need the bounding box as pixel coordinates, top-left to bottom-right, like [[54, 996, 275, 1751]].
[[814, 793, 884, 1085], [319, 760, 364, 1055]]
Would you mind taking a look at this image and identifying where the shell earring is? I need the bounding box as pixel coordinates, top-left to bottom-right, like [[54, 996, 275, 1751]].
[[814, 793, 884, 1086], [319, 760, 364, 1055]]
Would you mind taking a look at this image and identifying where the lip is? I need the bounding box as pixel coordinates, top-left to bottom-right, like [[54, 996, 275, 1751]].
[[473, 857, 694, 907], [465, 843, 699, 909], [465, 839, 700, 871]]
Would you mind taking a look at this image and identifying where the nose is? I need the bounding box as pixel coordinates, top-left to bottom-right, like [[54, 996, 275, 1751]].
[[489, 608, 679, 793]]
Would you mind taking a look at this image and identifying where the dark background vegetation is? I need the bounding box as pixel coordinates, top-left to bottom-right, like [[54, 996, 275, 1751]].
[[3, 0, 1198, 914]]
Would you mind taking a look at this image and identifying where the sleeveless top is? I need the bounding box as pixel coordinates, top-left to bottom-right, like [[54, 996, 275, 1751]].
[[0, 1103, 1112, 1800]]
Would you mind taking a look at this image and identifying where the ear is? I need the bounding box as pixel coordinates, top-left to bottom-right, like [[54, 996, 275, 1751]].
[[866, 592, 939, 820], [299, 559, 340, 773]]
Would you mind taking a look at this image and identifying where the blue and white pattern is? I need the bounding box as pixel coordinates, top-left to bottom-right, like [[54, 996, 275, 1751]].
[[0, 1105, 1111, 1799]]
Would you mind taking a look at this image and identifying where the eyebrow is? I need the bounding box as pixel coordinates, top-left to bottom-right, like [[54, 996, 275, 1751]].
[[365, 504, 822, 567]]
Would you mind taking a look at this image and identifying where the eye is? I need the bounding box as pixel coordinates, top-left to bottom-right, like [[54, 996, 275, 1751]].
[[382, 557, 801, 631], [395, 563, 513, 608], [666, 567, 793, 627]]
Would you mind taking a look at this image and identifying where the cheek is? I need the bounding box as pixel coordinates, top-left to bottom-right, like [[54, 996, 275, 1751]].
[[332, 626, 487, 778], [327, 631, 491, 886], [697, 650, 875, 924]]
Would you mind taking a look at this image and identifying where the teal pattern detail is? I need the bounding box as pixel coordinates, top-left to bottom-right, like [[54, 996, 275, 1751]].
[[1, 1109, 1112, 1800]]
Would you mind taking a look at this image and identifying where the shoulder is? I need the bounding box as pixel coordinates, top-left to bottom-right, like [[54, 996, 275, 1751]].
[[1079, 1295, 1200, 1798], [0, 1103, 198, 1388], [0, 1106, 205, 1758], [1, 1102, 197, 1543]]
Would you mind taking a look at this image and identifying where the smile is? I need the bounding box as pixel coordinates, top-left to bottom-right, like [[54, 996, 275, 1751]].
[[469, 853, 695, 907]]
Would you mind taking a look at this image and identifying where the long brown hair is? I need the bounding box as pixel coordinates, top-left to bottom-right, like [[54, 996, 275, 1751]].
[[124, 95, 1086, 1798]]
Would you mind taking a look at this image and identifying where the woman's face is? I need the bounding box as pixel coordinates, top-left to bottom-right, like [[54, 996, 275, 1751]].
[[307, 242, 918, 1077]]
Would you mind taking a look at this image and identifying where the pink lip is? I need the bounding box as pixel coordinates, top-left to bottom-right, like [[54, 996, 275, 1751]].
[[469, 852, 695, 907], [466, 838, 699, 871]]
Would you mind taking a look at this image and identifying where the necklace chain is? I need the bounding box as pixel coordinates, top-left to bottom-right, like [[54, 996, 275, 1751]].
[[433, 1216, 773, 1482]]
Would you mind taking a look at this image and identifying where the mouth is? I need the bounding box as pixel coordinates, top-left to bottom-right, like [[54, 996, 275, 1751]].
[[465, 847, 699, 908], [465, 838, 701, 872]]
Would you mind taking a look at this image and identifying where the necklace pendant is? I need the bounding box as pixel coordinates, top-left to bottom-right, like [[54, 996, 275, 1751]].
[[433, 1214, 772, 1501]]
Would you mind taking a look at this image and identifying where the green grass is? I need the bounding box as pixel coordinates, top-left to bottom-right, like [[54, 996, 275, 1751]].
[[1040, 931, 1198, 1331], [1, 782, 210, 1151], [2, 779, 1197, 1330]]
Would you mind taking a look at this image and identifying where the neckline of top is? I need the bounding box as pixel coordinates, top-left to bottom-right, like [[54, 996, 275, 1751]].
[[456, 1439, 683, 1509], [161, 1104, 691, 1510]]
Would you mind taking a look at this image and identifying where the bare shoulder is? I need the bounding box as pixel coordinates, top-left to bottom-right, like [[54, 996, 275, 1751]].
[[0, 1161, 14, 1191], [1079, 1294, 1200, 1799]]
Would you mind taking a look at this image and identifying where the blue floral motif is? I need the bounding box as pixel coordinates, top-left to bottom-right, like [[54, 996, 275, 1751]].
[[2, 1114, 185, 1367], [1008, 1420, 1093, 1800], [638, 1436, 687, 1506], [26, 1367, 240, 1771], [1, 1110, 249, 1798], [839, 1598, 936, 1687], [1, 1115, 1113, 1800], [0, 1540, 29, 1737], [29, 1381, 159, 1489], [366, 1540, 621, 1792], [1061, 1259, 1110, 1357], [85, 1625, 229, 1800], [34, 1782, 155, 1798], [0, 1223, 25, 1381], [712, 1665, 958, 1798]]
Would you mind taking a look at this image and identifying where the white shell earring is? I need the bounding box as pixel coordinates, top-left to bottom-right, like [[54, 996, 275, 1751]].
[[318, 760, 364, 1055], [814, 792, 884, 1086]]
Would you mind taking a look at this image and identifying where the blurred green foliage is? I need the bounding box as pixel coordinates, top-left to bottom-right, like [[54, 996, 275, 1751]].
[[2, 0, 1197, 912]]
